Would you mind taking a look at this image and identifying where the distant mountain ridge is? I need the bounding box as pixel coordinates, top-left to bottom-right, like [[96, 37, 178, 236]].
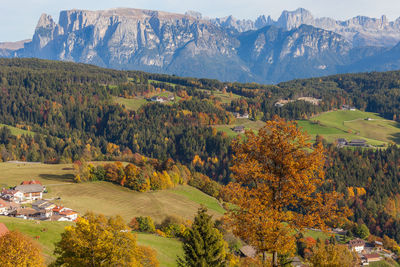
[[4, 7, 400, 83]]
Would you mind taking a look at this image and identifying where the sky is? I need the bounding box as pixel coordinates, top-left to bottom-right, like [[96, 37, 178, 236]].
[[1, 0, 400, 42]]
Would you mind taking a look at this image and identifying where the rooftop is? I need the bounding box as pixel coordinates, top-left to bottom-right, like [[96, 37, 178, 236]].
[[14, 184, 44, 193]]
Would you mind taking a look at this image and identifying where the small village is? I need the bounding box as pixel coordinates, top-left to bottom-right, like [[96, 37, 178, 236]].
[[0, 180, 78, 222]]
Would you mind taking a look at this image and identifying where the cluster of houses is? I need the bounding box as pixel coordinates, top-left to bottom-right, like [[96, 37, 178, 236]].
[[337, 138, 370, 147], [274, 97, 322, 107], [0, 180, 78, 222], [232, 112, 249, 119], [149, 95, 174, 103], [348, 238, 395, 265], [342, 105, 357, 111]]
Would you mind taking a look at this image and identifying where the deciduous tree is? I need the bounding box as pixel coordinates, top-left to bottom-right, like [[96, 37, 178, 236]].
[[54, 212, 158, 267], [0, 230, 44, 267], [224, 117, 348, 266]]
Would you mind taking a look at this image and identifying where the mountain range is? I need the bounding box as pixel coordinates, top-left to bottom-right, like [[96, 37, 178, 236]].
[[2, 7, 400, 83]]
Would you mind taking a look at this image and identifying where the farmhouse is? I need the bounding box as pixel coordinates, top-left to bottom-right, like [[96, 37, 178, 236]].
[[239, 245, 257, 258], [32, 200, 56, 218], [233, 112, 249, 119], [0, 199, 11, 214], [349, 238, 365, 252], [1, 188, 24, 203], [348, 139, 368, 147], [336, 138, 348, 146], [342, 105, 356, 111], [14, 184, 45, 202], [233, 126, 245, 134], [20, 180, 42, 185], [11, 207, 39, 219], [59, 209, 78, 221], [362, 253, 381, 263]]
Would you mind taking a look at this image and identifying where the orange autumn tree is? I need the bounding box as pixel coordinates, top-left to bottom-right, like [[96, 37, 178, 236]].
[[224, 117, 348, 266]]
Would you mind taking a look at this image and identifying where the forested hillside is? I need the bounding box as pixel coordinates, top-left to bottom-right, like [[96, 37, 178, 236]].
[[2, 58, 400, 245]]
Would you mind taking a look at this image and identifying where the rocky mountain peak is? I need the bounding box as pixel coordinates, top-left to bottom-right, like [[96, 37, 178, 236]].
[[276, 8, 314, 30]]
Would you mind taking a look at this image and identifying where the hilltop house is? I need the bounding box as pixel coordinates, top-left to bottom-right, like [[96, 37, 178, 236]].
[[233, 112, 249, 119], [336, 138, 348, 146], [14, 184, 45, 202], [349, 238, 365, 252], [348, 139, 367, 147], [233, 126, 245, 134], [362, 253, 381, 263]]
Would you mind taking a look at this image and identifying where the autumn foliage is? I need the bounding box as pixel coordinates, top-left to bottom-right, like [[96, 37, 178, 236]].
[[0, 230, 44, 267], [54, 212, 158, 267], [223, 117, 349, 265]]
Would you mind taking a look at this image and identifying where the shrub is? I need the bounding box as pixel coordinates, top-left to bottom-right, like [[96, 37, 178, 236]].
[[136, 216, 156, 233]]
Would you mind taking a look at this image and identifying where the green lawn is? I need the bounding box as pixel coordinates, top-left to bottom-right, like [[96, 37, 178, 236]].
[[214, 118, 265, 137], [149, 79, 177, 88], [297, 110, 400, 145], [0, 123, 35, 136], [136, 232, 183, 267], [0, 163, 223, 223], [0, 216, 70, 264], [113, 96, 148, 111], [0, 162, 224, 264]]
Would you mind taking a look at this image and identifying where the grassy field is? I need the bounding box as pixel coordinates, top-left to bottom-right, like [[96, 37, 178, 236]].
[[0, 163, 224, 223], [136, 233, 183, 267], [297, 110, 400, 145], [113, 96, 149, 111], [0, 123, 35, 136], [0, 216, 183, 266], [0, 162, 224, 264], [214, 118, 265, 137], [0, 216, 70, 263]]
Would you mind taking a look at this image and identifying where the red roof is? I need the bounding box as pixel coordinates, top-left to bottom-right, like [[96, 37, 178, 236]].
[[0, 223, 9, 237], [21, 180, 42, 185], [60, 210, 77, 216], [364, 253, 381, 259], [53, 206, 64, 212]]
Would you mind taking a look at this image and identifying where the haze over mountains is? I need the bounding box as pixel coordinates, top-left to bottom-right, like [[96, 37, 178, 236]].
[[2, 7, 400, 83]]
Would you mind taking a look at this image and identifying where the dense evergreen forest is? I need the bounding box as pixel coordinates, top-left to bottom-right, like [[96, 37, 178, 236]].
[[2, 58, 400, 243]]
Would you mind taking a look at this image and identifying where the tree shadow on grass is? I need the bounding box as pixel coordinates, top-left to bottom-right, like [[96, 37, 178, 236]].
[[389, 122, 400, 144], [39, 174, 75, 183]]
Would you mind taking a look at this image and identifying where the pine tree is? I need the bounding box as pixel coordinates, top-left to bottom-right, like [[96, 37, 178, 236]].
[[177, 206, 226, 267]]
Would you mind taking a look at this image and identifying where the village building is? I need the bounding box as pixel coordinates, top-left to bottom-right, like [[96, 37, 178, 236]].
[[348, 139, 368, 147], [336, 138, 348, 147], [0, 223, 9, 237], [374, 241, 384, 251], [11, 207, 39, 219], [233, 126, 245, 134], [233, 112, 249, 119], [32, 200, 56, 219], [20, 180, 42, 185], [342, 105, 356, 111], [14, 184, 45, 202], [0, 199, 11, 214], [59, 209, 78, 221], [1, 188, 24, 203], [349, 238, 366, 253], [362, 253, 381, 263], [239, 245, 257, 258]]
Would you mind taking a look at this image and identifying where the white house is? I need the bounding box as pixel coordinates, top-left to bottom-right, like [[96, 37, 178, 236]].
[[1, 189, 25, 203], [14, 184, 45, 202], [349, 238, 365, 253]]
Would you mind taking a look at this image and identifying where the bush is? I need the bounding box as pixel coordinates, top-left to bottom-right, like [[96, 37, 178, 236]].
[[136, 216, 156, 233]]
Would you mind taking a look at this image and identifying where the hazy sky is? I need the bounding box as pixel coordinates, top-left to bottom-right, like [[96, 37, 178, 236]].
[[1, 0, 400, 42]]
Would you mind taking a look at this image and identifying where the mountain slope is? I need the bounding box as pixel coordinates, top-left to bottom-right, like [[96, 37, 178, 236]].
[[6, 8, 400, 83]]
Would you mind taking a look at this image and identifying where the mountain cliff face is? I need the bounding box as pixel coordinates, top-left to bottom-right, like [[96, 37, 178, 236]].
[[11, 8, 400, 83]]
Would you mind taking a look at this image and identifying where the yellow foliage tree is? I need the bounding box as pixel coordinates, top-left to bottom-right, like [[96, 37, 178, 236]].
[[0, 230, 44, 267], [54, 212, 158, 267], [224, 117, 349, 266], [308, 241, 359, 266]]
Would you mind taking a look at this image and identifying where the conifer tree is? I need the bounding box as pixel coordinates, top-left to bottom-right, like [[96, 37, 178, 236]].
[[178, 206, 226, 267]]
